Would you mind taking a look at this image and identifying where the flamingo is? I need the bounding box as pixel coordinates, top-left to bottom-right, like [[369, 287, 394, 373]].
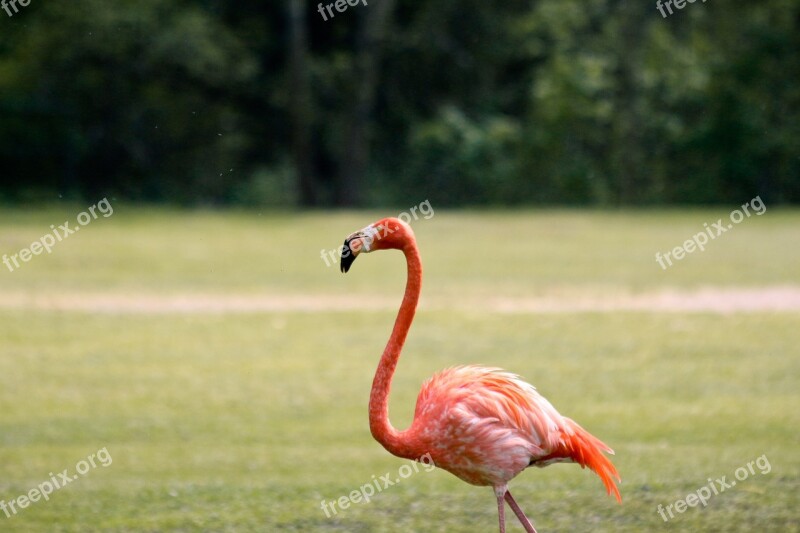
[[340, 217, 621, 532]]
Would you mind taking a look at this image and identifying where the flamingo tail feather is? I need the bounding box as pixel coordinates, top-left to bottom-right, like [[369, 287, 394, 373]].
[[562, 418, 622, 503]]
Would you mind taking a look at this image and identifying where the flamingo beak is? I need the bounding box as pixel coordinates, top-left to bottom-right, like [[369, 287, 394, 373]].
[[340, 234, 362, 273]]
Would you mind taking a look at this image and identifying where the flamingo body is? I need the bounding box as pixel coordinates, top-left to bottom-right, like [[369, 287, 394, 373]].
[[340, 217, 620, 532], [408, 365, 621, 500]]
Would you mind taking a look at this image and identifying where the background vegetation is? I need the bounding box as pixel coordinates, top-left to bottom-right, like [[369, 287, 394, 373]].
[[0, 1, 798, 207]]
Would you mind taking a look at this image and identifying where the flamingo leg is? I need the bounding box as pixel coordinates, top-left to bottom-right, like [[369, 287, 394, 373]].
[[504, 490, 537, 533], [495, 489, 506, 533]]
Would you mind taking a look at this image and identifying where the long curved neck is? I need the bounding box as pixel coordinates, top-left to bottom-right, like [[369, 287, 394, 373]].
[[369, 242, 421, 460]]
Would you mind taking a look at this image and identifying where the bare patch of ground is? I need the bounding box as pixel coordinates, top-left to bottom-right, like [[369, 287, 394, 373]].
[[1, 286, 799, 314]]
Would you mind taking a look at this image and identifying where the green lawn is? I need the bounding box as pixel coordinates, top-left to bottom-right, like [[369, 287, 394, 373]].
[[0, 207, 798, 532]]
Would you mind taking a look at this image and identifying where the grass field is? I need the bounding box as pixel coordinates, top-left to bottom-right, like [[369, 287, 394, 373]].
[[0, 206, 798, 532]]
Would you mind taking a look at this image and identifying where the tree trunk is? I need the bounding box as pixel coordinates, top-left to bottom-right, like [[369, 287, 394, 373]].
[[336, 0, 397, 207], [288, 0, 317, 206], [611, 0, 648, 205]]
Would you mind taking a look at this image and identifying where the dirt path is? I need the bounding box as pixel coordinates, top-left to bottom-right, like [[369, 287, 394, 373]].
[[1, 286, 799, 314]]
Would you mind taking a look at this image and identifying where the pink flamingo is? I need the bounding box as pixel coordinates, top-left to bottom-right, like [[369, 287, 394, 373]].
[[340, 217, 621, 532]]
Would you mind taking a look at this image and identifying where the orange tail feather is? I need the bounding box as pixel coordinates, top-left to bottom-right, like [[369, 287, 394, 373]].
[[563, 418, 621, 502]]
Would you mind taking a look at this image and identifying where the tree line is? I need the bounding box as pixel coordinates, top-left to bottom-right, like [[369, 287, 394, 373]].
[[0, 0, 797, 206]]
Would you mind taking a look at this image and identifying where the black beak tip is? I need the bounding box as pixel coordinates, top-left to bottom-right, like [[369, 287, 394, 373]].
[[340, 239, 356, 273]]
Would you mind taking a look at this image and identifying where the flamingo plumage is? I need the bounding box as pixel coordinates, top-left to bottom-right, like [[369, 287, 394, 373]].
[[340, 217, 621, 532]]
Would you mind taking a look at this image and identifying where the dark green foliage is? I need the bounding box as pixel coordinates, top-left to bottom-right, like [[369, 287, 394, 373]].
[[0, 0, 797, 205]]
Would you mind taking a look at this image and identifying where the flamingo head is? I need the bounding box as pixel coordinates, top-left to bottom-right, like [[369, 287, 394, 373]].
[[340, 217, 413, 273]]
